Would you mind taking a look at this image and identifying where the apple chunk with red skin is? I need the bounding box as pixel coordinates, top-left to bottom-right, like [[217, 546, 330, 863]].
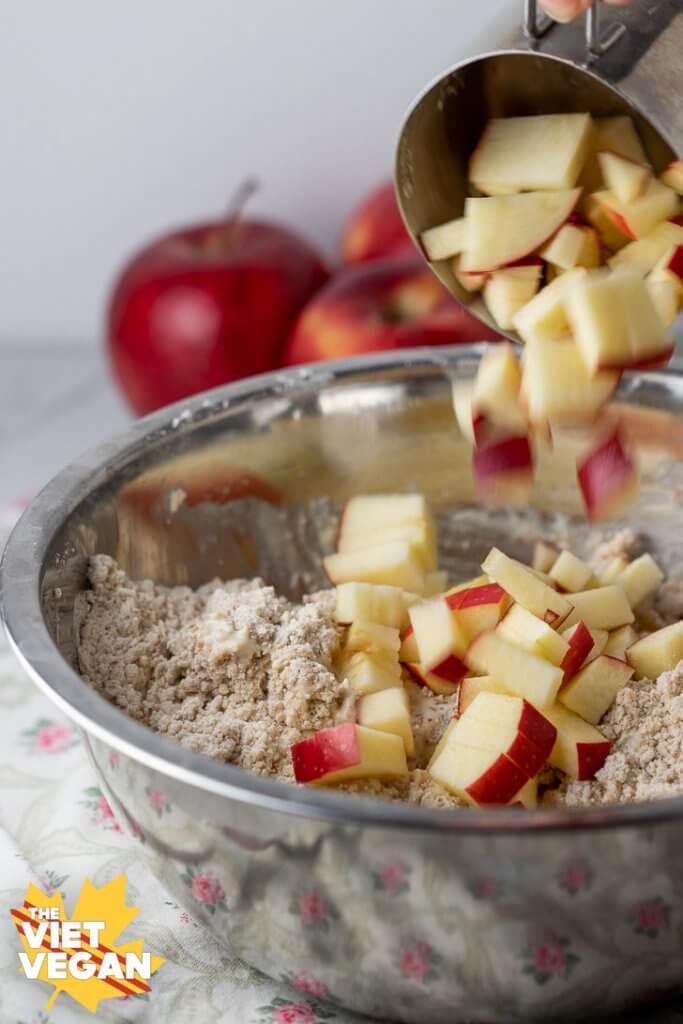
[[408, 598, 468, 686], [445, 582, 511, 641], [559, 621, 595, 682], [461, 189, 581, 274], [429, 741, 529, 806], [453, 692, 556, 777], [593, 179, 678, 240], [472, 435, 535, 506], [542, 703, 612, 780], [291, 723, 408, 784], [284, 259, 498, 365], [405, 661, 460, 697], [559, 654, 634, 724], [482, 548, 573, 628], [577, 429, 640, 523], [108, 217, 329, 415]]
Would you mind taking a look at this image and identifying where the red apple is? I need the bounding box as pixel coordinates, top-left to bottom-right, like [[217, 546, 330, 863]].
[[341, 181, 415, 264], [108, 209, 329, 415], [284, 259, 498, 365]]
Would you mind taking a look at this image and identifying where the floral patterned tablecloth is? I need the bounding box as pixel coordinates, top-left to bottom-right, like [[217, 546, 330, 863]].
[[1, 507, 683, 1024]]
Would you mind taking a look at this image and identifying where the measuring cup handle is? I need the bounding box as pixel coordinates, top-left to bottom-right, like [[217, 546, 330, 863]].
[[524, 0, 626, 59]]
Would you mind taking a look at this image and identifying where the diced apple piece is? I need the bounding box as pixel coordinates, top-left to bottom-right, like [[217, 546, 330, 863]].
[[453, 256, 487, 293], [335, 582, 406, 629], [497, 604, 569, 666], [324, 541, 425, 593], [566, 267, 673, 372], [521, 338, 620, 428], [585, 193, 631, 251], [408, 599, 469, 682], [458, 674, 508, 716], [291, 723, 408, 785], [453, 692, 556, 776], [461, 189, 582, 273], [562, 585, 634, 631], [559, 654, 634, 724], [405, 661, 460, 696], [469, 114, 592, 195], [445, 575, 490, 597], [399, 626, 418, 663], [597, 151, 651, 204], [482, 548, 573, 628], [345, 621, 400, 658], [423, 570, 448, 597], [627, 621, 683, 678], [338, 519, 435, 563], [358, 687, 415, 757], [339, 493, 432, 536], [453, 382, 491, 445], [541, 224, 589, 270], [512, 268, 586, 344], [543, 703, 612, 780], [604, 624, 639, 659], [560, 621, 596, 680], [577, 429, 640, 522], [483, 269, 540, 330], [446, 582, 511, 642], [660, 160, 683, 195], [609, 221, 683, 275], [598, 555, 630, 585], [429, 740, 529, 806], [549, 550, 595, 593], [652, 243, 683, 281], [616, 553, 664, 608], [472, 343, 526, 433], [579, 115, 650, 196], [472, 435, 534, 506], [466, 630, 564, 707], [595, 116, 650, 166], [561, 622, 608, 673], [593, 179, 679, 241], [533, 541, 560, 575], [341, 651, 402, 696], [647, 276, 682, 326], [421, 216, 467, 261]]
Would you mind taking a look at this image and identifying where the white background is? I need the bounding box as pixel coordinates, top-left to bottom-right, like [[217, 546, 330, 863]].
[[0, 0, 514, 347]]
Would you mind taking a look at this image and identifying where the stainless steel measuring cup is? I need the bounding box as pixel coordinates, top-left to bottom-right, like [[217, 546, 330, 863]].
[[396, 0, 683, 342]]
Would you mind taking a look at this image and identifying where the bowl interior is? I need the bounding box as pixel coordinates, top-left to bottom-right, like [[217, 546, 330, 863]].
[[395, 51, 676, 340]]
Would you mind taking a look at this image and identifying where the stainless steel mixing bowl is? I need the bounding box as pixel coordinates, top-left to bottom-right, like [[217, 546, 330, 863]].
[[4, 345, 683, 1022]]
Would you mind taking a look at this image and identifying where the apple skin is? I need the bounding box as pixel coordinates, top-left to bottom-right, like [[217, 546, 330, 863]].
[[341, 181, 415, 265], [108, 220, 329, 415], [284, 259, 499, 365]]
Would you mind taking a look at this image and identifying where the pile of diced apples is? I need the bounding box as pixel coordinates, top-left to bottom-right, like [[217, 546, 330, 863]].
[[453, 342, 639, 519], [291, 493, 683, 809], [422, 114, 682, 513]]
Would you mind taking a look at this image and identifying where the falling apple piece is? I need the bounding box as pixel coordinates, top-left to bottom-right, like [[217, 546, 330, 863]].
[[660, 160, 683, 195], [521, 338, 620, 427], [472, 435, 535, 506], [577, 429, 640, 523]]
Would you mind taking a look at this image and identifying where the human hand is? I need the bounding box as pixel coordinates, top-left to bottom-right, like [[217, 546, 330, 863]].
[[539, 0, 630, 23]]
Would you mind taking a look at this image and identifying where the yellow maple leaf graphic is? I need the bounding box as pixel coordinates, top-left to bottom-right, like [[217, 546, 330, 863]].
[[10, 875, 164, 1013]]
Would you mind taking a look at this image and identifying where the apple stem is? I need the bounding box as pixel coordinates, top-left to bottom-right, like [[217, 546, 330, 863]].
[[223, 177, 260, 245]]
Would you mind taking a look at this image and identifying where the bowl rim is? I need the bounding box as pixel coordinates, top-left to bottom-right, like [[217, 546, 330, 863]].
[[3, 343, 683, 835]]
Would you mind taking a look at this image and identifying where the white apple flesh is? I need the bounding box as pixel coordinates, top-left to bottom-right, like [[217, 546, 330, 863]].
[[627, 621, 683, 679], [482, 548, 573, 627], [452, 691, 556, 776], [466, 629, 564, 707], [559, 654, 633, 724], [461, 189, 581, 274], [520, 338, 620, 427]]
